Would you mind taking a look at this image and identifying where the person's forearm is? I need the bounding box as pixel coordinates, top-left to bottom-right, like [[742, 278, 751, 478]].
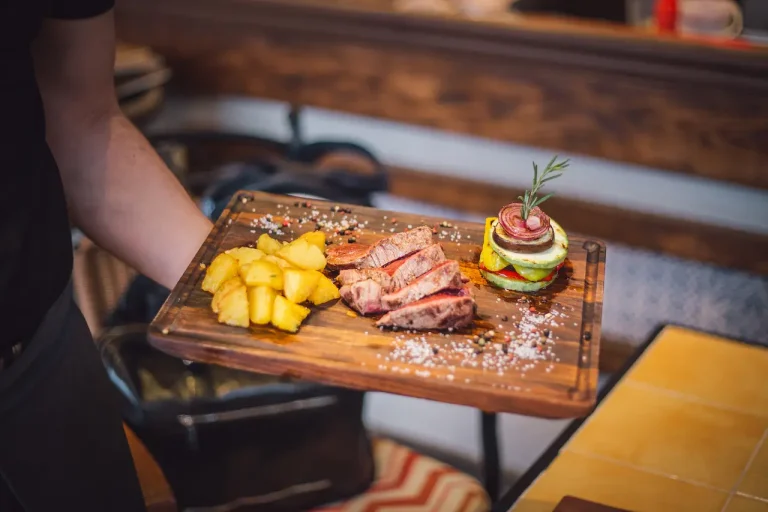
[[49, 108, 213, 289]]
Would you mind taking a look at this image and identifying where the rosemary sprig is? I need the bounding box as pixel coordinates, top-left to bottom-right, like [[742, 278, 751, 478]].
[[517, 156, 570, 220]]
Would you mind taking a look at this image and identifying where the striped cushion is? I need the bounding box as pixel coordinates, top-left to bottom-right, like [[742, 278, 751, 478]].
[[313, 438, 490, 512]]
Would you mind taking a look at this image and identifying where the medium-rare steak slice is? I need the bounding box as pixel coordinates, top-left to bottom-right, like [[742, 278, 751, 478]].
[[337, 243, 445, 292], [327, 226, 434, 270], [387, 243, 445, 290], [376, 288, 475, 330], [339, 279, 385, 315], [362, 226, 433, 268], [380, 260, 464, 310]]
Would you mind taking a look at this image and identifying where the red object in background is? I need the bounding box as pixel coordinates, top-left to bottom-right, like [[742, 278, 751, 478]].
[[655, 0, 678, 33]]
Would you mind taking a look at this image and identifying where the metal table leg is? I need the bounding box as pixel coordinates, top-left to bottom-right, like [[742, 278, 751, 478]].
[[481, 411, 500, 501]]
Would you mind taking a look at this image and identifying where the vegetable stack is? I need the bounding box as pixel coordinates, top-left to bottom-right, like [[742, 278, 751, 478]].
[[479, 156, 570, 292]]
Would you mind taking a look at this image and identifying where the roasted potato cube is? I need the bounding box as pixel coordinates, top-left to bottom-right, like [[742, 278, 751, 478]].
[[238, 263, 251, 281], [271, 295, 310, 333], [277, 239, 327, 271], [217, 284, 249, 328], [257, 234, 283, 255], [225, 247, 265, 266], [243, 260, 283, 290], [211, 276, 244, 313], [202, 253, 239, 293], [299, 231, 326, 253], [309, 272, 341, 305], [263, 255, 294, 270], [247, 286, 276, 325], [283, 269, 320, 304]]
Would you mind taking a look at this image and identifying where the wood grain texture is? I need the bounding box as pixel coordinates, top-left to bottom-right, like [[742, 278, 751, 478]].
[[149, 191, 605, 418], [114, 0, 768, 189]]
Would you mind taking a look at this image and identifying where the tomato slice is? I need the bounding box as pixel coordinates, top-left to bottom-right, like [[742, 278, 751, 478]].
[[479, 262, 563, 282]]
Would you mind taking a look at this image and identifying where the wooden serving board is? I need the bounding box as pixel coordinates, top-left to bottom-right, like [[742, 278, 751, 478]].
[[149, 191, 606, 418]]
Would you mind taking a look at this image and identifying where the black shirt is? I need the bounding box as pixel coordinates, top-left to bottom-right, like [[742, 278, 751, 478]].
[[1, 0, 114, 350]]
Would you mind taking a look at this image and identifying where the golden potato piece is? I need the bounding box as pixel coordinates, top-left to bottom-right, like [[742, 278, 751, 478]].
[[277, 239, 327, 271], [271, 295, 311, 333], [309, 273, 341, 305], [202, 253, 239, 293], [263, 255, 294, 270], [225, 247, 264, 266], [283, 269, 320, 304], [217, 284, 249, 328], [247, 286, 276, 325], [244, 260, 283, 290], [211, 277, 244, 314], [257, 234, 283, 255], [299, 231, 326, 253]]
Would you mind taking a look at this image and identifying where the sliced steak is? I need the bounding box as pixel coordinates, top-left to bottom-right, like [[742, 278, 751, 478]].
[[381, 260, 464, 310], [387, 243, 445, 289], [376, 288, 475, 330], [339, 279, 384, 315], [362, 226, 433, 268], [326, 243, 372, 271], [337, 267, 392, 292], [328, 226, 433, 270], [337, 243, 445, 292]]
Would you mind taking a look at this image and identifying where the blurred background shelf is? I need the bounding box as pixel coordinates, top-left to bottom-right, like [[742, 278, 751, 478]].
[[114, 0, 768, 190]]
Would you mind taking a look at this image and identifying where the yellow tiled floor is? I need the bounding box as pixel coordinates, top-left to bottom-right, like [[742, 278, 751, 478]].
[[626, 328, 768, 417], [511, 326, 768, 512], [512, 451, 728, 512], [724, 496, 768, 512], [740, 437, 768, 500], [567, 383, 767, 489]]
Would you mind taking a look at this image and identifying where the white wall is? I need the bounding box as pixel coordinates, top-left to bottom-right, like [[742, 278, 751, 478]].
[[145, 96, 768, 484]]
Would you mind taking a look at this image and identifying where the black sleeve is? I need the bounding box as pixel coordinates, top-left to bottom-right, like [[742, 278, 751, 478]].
[[47, 0, 115, 20]]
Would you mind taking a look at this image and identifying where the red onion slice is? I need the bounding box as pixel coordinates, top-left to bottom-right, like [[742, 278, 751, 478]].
[[498, 203, 551, 241]]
